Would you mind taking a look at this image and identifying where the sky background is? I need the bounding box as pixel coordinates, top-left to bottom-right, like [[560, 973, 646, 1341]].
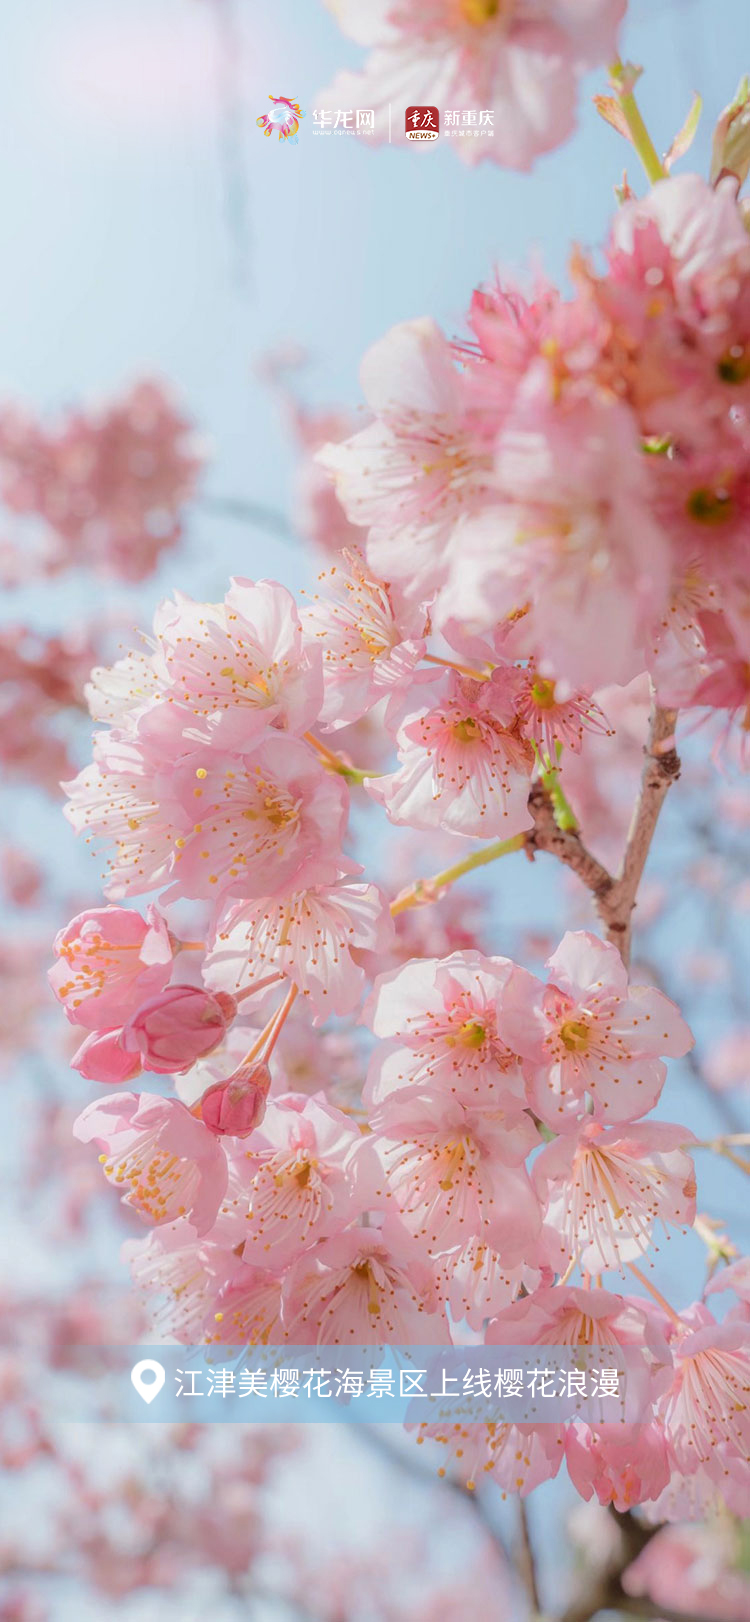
[[2, 3, 750, 1609]]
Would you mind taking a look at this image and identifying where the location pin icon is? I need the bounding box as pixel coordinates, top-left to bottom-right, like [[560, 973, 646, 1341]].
[[131, 1359, 166, 1405]]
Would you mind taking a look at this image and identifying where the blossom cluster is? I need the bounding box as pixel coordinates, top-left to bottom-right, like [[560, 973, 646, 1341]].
[[0, 379, 202, 582], [50, 109, 750, 1520], [321, 173, 750, 740]]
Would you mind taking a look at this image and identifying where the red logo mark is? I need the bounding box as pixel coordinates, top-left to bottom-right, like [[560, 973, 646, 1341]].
[[405, 106, 439, 142]]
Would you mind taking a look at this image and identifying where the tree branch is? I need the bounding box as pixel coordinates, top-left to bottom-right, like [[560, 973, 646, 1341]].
[[527, 704, 681, 970], [196, 493, 298, 543], [554, 1508, 720, 1622], [525, 781, 615, 905], [602, 705, 680, 967]]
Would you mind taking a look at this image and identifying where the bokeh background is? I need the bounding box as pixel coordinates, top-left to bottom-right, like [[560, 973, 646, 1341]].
[[2, 2, 750, 1617]]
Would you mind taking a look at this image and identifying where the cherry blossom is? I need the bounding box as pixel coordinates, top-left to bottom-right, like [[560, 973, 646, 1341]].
[[364, 950, 529, 1112], [300, 547, 430, 728], [501, 931, 693, 1129], [219, 1094, 376, 1267], [371, 1093, 540, 1256], [49, 903, 173, 1030], [280, 1218, 449, 1343], [565, 1421, 671, 1511], [205, 877, 394, 1021], [366, 671, 535, 838], [74, 1093, 228, 1234], [317, 0, 625, 170], [147, 577, 324, 747], [414, 1416, 565, 1496], [657, 1303, 750, 1505], [532, 1119, 697, 1273], [318, 319, 497, 604], [65, 733, 349, 903], [0, 380, 201, 580]]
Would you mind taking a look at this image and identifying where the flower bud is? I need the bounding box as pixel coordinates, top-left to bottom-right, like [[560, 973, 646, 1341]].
[[199, 1063, 272, 1138], [71, 1029, 142, 1086], [711, 75, 750, 188], [121, 985, 237, 1074]]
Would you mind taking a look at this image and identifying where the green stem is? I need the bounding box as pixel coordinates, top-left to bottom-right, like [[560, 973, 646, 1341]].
[[533, 743, 580, 833], [610, 60, 666, 185], [390, 832, 525, 916]]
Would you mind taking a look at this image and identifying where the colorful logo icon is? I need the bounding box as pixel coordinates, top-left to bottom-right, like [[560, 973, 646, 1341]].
[[405, 106, 439, 141], [257, 96, 305, 145]]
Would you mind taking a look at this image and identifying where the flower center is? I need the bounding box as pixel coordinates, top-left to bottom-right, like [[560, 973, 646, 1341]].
[[352, 1260, 382, 1316], [559, 1018, 591, 1054], [530, 677, 557, 711], [458, 1019, 486, 1049], [452, 716, 482, 743], [687, 486, 734, 525], [460, 0, 502, 22], [718, 344, 750, 384]]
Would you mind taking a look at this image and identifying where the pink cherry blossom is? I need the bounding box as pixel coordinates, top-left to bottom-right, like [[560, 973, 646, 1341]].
[[74, 1093, 228, 1234], [565, 1421, 671, 1511], [220, 1095, 376, 1267], [318, 319, 497, 605], [147, 577, 323, 747], [301, 548, 430, 728], [0, 380, 201, 581], [124, 1218, 223, 1343], [205, 1263, 286, 1346], [317, 0, 625, 171], [438, 1240, 541, 1330], [501, 931, 693, 1129], [657, 1303, 750, 1497], [364, 950, 528, 1113], [487, 1284, 674, 1428], [624, 1521, 750, 1618], [371, 1094, 540, 1258], [414, 1416, 564, 1496], [281, 1218, 449, 1344], [442, 392, 670, 689], [367, 671, 535, 838], [509, 665, 611, 758], [532, 1119, 697, 1274], [205, 877, 394, 1022], [705, 1255, 750, 1306], [49, 904, 172, 1030], [65, 734, 349, 903], [120, 985, 237, 1074]]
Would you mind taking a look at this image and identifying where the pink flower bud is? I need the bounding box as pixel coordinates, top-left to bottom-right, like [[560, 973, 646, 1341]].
[[199, 1063, 272, 1138], [121, 985, 237, 1074], [71, 1029, 142, 1086]]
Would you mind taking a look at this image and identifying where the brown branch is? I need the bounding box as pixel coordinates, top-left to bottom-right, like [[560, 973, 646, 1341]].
[[525, 704, 680, 970], [525, 781, 615, 904], [555, 1508, 728, 1622], [558, 1512, 647, 1622], [601, 704, 680, 967]]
